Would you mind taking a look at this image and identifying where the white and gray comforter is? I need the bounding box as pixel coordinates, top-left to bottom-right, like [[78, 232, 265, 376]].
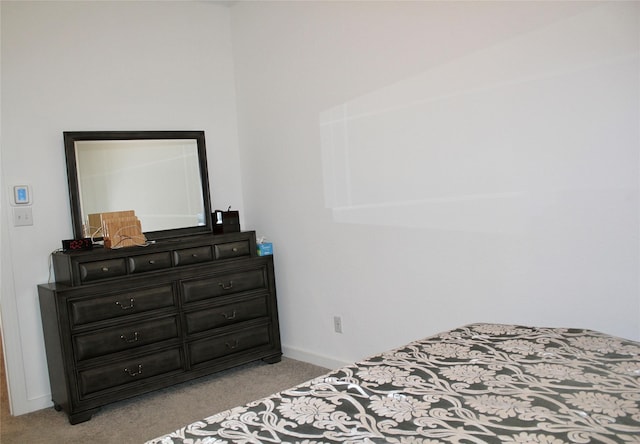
[[148, 323, 640, 443]]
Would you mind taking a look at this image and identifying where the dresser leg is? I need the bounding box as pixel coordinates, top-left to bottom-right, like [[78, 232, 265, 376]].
[[262, 354, 282, 364], [68, 408, 100, 425]]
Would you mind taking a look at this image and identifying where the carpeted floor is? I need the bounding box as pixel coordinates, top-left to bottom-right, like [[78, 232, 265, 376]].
[[0, 356, 329, 443]]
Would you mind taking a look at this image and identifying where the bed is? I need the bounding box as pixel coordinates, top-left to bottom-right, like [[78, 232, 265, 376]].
[[147, 323, 640, 443]]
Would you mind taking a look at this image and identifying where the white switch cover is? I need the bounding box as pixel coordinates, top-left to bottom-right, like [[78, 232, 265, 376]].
[[13, 207, 33, 226]]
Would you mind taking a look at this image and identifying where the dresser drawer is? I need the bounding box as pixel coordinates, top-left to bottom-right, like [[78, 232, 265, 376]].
[[174, 246, 213, 266], [69, 285, 175, 327], [214, 240, 251, 259], [184, 295, 268, 335], [182, 268, 266, 304], [78, 348, 183, 397], [73, 316, 179, 361], [79, 259, 127, 283], [128, 252, 172, 274], [188, 324, 270, 366]]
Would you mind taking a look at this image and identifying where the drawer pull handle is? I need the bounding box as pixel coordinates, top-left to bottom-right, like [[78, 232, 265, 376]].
[[101, 267, 109, 272], [225, 340, 239, 349], [232, 247, 238, 252], [124, 364, 143, 377], [192, 254, 198, 258], [120, 332, 139, 343], [218, 281, 234, 290], [223, 310, 237, 320], [115, 298, 135, 310], [148, 260, 156, 265]]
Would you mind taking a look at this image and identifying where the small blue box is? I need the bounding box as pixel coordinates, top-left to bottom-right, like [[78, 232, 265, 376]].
[[257, 242, 273, 256]]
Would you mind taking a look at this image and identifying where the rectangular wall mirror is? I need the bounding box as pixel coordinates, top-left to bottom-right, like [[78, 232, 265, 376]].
[[64, 130, 213, 241]]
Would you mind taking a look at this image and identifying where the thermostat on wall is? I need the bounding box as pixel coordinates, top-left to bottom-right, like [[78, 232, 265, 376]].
[[13, 185, 31, 205]]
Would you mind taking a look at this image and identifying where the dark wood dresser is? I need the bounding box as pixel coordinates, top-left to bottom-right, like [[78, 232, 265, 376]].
[[38, 231, 281, 424]]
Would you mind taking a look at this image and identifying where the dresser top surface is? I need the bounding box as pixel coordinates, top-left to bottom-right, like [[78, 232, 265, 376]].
[[54, 231, 256, 260]]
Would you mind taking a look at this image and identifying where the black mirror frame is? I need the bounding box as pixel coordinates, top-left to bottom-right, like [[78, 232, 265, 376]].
[[63, 130, 213, 241]]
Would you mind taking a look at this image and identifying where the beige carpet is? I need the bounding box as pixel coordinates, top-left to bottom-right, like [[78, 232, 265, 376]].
[[0, 357, 329, 443]]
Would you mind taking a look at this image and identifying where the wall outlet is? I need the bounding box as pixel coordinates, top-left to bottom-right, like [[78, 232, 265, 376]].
[[333, 315, 343, 334]]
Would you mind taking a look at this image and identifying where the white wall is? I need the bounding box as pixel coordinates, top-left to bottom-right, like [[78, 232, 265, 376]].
[[0, 1, 242, 415], [230, 1, 639, 368]]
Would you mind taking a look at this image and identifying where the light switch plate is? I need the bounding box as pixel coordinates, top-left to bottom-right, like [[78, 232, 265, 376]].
[[13, 207, 33, 226]]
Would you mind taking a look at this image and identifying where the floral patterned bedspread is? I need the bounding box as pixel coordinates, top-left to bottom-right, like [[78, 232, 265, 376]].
[[148, 323, 640, 443]]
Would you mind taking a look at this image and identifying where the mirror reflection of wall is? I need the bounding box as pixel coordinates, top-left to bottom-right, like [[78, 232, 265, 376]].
[[75, 139, 205, 236]]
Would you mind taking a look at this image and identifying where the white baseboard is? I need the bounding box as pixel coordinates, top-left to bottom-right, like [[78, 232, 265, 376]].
[[282, 345, 351, 370]]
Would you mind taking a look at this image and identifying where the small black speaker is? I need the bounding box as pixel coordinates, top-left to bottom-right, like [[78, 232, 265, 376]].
[[212, 210, 240, 234]]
